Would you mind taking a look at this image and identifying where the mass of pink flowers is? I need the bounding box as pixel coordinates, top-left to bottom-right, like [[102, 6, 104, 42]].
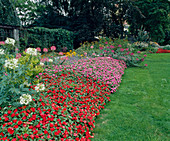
[[53, 57, 126, 93]]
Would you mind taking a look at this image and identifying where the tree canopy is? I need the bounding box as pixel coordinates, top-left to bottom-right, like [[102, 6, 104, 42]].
[[0, 0, 20, 26], [1, 0, 169, 45]]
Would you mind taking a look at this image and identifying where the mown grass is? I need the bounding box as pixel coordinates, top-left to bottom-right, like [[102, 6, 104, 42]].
[[92, 53, 170, 141]]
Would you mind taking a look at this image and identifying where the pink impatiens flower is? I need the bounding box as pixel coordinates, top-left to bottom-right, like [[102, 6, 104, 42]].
[[99, 47, 103, 50], [118, 44, 122, 47], [120, 48, 124, 52], [110, 45, 114, 48], [58, 52, 63, 56], [90, 46, 94, 49]]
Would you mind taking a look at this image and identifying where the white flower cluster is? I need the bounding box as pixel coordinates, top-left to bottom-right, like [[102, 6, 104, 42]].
[[20, 94, 32, 105], [4, 58, 18, 69], [0, 49, 5, 55], [49, 59, 53, 62], [5, 38, 15, 46], [26, 48, 37, 56], [35, 83, 45, 92], [140, 42, 148, 48], [40, 62, 44, 66]]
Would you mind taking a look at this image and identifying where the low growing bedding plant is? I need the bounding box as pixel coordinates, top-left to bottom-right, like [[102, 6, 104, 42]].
[[0, 37, 148, 140], [54, 57, 126, 93], [0, 56, 125, 140]]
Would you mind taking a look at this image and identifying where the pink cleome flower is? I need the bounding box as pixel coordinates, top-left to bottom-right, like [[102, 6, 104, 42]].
[[51, 46, 56, 51], [36, 47, 41, 52], [43, 48, 48, 53], [16, 53, 22, 59], [0, 41, 5, 45]]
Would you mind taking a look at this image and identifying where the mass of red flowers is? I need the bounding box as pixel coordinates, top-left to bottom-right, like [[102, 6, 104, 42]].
[[156, 48, 170, 53], [0, 59, 125, 140]]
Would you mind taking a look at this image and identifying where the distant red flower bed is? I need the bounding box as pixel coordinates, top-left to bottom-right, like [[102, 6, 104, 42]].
[[156, 48, 170, 53]]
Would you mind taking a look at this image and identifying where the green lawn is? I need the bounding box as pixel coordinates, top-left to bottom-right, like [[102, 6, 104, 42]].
[[92, 53, 170, 141]]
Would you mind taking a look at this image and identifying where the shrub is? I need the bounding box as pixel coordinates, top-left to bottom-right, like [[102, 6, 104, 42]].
[[76, 37, 147, 67], [18, 51, 44, 79], [20, 27, 74, 52]]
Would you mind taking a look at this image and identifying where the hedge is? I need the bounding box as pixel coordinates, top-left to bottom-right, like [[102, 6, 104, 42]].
[[20, 27, 74, 52]]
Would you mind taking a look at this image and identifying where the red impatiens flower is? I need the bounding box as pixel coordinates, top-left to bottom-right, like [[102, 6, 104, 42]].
[[14, 125, 18, 129], [24, 133, 29, 138], [44, 130, 48, 134], [8, 127, 14, 134], [13, 119, 17, 123], [18, 121, 22, 125]]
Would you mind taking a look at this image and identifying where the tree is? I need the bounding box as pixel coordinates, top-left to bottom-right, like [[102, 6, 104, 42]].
[[128, 0, 170, 44], [0, 0, 20, 26]]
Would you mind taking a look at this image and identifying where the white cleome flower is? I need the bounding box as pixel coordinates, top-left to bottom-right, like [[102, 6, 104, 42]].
[[4, 58, 18, 69], [35, 83, 45, 92], [5, 38, 15, 46], [40, 62, 44, 66], [20, 94, 32, 105], [0, 49, 5, 55], [26, 48, 37, 56], [49, 59, 53, 63]]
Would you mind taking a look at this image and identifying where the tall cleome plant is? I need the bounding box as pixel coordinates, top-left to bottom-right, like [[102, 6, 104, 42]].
[[0, 38, 44, 107]]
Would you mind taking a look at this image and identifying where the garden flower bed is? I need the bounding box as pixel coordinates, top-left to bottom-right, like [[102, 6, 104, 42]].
[[0, 57, 126, 140], [156, 48, 170, 53]]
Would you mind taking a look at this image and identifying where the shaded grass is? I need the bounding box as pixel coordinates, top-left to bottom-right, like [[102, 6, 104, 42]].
[[92, 53, 170, 141]]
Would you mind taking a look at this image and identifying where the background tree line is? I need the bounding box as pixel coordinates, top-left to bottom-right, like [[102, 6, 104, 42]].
[[0, 0, 170, 47]]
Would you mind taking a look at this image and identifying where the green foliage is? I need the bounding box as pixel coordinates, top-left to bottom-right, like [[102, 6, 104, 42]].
[[129, 0, 170, 45], [0, 44, 41, 107], [20, 27, 74, 52], [0, 63, 35, 107], [135, 27, 151, 43], [76, 37, 147, 67], [18, 52, 44, 80], [0, 0, 20, 26], [160, 45, 170, 50]]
